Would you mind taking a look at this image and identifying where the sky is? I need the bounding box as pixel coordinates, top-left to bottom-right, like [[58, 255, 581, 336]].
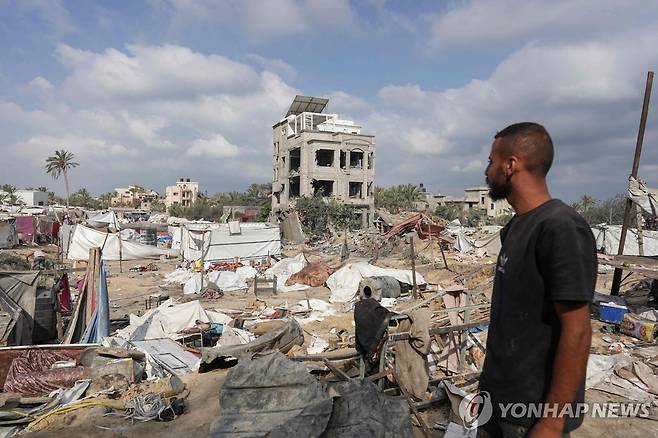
[[2, 0, 658, 202]]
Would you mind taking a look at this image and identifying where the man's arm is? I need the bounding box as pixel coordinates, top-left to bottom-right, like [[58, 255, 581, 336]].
[[529, 301, 592, 437]]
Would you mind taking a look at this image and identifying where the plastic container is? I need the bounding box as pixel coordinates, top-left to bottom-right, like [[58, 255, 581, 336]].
[[600, 302, 629, 324]]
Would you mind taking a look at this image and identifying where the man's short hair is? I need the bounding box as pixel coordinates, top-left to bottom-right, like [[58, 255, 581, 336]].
[[494, 122, 554, 176]]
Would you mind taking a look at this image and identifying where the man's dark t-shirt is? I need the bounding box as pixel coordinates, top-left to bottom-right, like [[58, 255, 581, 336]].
[[480, 199, 597, 431]]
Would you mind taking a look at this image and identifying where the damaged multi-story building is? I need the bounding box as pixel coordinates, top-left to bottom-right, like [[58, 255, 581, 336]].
[[271, 96, 376, 227]]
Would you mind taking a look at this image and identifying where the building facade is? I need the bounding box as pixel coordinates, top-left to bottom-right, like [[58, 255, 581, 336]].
[[111, 185, 160, 209], [165, 179, 199, 208], [15, 190, 48, 206], [271, 96, 376, 227]]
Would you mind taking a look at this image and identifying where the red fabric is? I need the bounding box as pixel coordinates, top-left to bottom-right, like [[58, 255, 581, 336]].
[[57, 274, 71, 312], [3, 349, 84, 394], [15, 216, 36, 242]]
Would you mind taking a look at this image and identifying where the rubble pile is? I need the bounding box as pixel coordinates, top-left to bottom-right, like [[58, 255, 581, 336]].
[[0, 210, 657, 437]]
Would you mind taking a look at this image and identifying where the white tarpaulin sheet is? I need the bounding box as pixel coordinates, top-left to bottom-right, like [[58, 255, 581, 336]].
[[66, 224, 177, 260], [591, 224, 658, 256], [628, 176, 658, 217], [180, 222, 281, 262], [327, 262, 427, 303], [86, 210, 120, 229], [264, 253, 310, 292], [116, 299, 231, 341]]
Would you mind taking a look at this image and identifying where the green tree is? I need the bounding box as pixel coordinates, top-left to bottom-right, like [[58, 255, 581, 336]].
[[374, 184, 425, 213], [69, 188, 100, 209], [295, 194, 360, 237], [97, 192, 115, 209], [45, 150, 79, 208]]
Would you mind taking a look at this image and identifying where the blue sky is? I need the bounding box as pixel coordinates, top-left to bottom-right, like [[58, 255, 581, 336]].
[[2, 0, 658, 202]]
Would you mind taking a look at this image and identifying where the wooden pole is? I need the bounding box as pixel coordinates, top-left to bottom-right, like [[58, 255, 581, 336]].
[[612, 71, 654, 295], [636, 205, 645, 256], [409, 235, 418, 299], [200, 231, 206, 291], [118, 231, 123, 273]]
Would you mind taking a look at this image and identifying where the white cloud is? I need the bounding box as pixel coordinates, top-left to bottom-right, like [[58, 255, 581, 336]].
[[28, 76, 53, 91], [157, 0, 357, 42], [245, 54, 297, 78], [56, 43, 260, 101], [188, 134, 240, 158], [429, 0, 658, 50]]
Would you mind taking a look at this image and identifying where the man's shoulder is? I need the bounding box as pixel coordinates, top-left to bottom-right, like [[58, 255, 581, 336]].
[[538, 199, 589, 229]]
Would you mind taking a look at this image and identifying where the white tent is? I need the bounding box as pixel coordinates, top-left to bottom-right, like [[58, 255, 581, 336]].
[[178, 222, 281, 262], [64, 224, 177, 261], [591, 224, 658, 256]]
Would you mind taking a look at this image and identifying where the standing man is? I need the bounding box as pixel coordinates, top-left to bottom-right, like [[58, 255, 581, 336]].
[[478, 123, 596, 438]]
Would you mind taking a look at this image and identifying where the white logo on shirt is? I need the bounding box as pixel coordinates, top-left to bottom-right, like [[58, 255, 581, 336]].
[[497, 253, 508, 274]]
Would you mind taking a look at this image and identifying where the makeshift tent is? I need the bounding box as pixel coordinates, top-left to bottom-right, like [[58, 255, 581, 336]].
[[116, 299, 231, 341], [179, 222, 281, 262], [0, 218, 18, 249], [0, 272, 39, 345], [35, 215, 59, 243], [64, 225, 177, 261], [591, 224, 658, 256], [85, 210, 120, 229]]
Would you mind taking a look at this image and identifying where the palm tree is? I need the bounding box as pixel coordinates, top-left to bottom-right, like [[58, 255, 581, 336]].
[[1, 184, 20, 205], [45, 150, 79, 208]]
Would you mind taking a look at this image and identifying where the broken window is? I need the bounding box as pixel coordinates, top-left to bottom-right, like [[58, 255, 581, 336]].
[[340, 151, 346, 169], [349, 182, 363, 199], [312, 180, 334, 197], [289, 176, 300, 198], [290, 148, 300, 172], [491, 203, 495, 210], [481, 196, 485, 205], [315, 149, 334, 167], [350, 149, 364, 169], [367, 153, 373, 169], [367, 182, 373, 197]]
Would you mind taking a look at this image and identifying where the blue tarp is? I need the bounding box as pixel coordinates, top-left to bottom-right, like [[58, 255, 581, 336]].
[[81, 257, 110, 343]]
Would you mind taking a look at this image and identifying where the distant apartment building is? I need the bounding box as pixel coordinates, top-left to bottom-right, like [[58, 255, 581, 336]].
[[421, 184, 512, 218], [271, 95, 376, 227], [111, 184, 160, 209], [165, 178, 199, 208]]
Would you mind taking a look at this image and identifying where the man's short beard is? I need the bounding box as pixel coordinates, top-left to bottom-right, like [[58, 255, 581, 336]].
[[487, 176, 512, 201]]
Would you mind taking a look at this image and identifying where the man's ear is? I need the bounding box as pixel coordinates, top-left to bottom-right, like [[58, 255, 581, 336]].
[[505, 155, 519, 176]]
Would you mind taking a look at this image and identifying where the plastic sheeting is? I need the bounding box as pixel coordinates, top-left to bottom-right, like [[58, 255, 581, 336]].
[[264, 253, 310, 292], [209, 351, 412, 438], [327, 263, 427, 303], [86, 210, 120, 229], [628, 176, 658, 217], [209, 351, 333, 437], [0, 219, 17, 249], [65, 225, 176, 261], [80, 258, 110, 343], [116, 299, 231, 341], [591, 224, 658, 256], [179, 222, 281, 262]]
